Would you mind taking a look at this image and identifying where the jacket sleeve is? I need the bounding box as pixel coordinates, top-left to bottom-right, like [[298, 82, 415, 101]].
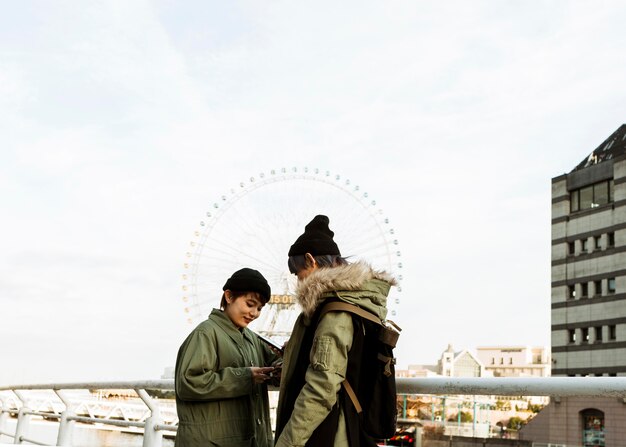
[[260, 339, 282, 367], [175, 329, 253, 401], [275, 311, 353, 447]]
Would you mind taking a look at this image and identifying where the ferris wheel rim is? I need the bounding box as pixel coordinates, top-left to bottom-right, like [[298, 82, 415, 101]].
[[182, 166, 403, 327]]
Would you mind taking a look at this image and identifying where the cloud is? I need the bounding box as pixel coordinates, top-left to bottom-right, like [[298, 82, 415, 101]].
[[2, 1, 626, 382]]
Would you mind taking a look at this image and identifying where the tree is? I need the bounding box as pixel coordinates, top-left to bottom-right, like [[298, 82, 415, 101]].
[[507, 416, 524, 430], [448, 411, 473, 423]]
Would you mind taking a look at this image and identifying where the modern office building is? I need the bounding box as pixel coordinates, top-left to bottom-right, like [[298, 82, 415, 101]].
[[521, 124, 626, 446]]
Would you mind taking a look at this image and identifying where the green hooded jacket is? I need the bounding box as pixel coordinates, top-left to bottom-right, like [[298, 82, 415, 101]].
[[175, 309, 279, 447], [275, 261, 395, 447]]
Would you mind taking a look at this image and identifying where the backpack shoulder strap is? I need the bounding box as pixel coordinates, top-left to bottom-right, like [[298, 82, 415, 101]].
[[318, 301, 383, 326], [342, 379, 362, 414], [319, 301, 401, 347]]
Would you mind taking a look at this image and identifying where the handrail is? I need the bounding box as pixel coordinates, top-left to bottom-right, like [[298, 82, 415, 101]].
[[5, 376, 626, 395], [0, 380, 173, 392], [1, 377, 626, 446], [397, 376, 626, 397]]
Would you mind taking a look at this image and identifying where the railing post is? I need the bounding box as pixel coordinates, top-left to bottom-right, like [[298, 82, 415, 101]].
[[135, 389, 163, 447], [472, 400, 476, 437], [13, 391, 30, 445], [54, 390, 75, 446], [0, 396, 10, 442], [414, 425, 422, 447]]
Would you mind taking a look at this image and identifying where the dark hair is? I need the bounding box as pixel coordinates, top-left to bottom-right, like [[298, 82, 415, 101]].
[[220, 290, 267, 310], [287, 254, 348, 275]]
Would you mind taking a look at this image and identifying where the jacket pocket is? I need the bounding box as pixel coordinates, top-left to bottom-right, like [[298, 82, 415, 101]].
[[311, 335, 333, 371]]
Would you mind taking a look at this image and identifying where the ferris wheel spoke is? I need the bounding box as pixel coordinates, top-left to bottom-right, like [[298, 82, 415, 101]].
[[340, 222, 388, 248], [336, 205, 381, 245], [199, 240, 284, 273], [347, 241, 394, 259], [213, 205, 287, 266]]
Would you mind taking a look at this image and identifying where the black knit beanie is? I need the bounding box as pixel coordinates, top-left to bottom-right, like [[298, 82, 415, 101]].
[[288, 215, 341, 256], [222, 268, 271, 302]]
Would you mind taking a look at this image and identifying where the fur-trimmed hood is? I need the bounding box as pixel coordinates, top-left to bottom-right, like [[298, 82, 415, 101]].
[[295, 261, 397, 320]]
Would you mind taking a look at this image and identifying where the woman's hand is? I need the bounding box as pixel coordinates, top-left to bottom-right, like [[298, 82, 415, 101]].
[[250, 367, 274, 384]]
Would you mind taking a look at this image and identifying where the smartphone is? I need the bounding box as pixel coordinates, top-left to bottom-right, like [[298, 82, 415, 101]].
[[268, 364, 282, 378], [255, 333, 284, 354]]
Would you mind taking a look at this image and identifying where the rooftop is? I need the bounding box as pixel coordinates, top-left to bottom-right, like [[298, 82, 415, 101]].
[[572, 124, 626, 172]]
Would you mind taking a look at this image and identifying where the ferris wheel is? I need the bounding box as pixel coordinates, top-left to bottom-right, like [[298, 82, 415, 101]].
[[181, 167, 403, 343]]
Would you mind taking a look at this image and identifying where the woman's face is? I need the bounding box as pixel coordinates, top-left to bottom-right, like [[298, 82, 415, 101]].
[[223, 291, 265, 329]]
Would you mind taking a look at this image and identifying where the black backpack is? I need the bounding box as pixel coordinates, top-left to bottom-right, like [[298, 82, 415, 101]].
[[319, 301, 402, 441]]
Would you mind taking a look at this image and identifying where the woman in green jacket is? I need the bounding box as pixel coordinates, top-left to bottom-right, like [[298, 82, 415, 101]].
[[174, 268, 281, 447]]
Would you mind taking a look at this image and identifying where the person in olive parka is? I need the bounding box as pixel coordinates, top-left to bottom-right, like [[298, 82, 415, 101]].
[[174, 268, 281, 447], [275, 215, 396, 447]]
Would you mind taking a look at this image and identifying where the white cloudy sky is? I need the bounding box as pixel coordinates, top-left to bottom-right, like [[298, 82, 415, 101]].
[[2, 0, 626, 384]]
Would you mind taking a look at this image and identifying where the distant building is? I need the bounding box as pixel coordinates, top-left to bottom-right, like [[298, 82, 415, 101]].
[[398, 344, 548, 417], [397, 344, 487, 378], [396, 365, 441, 378], [438, 344, 485, 378], [521, 124, 626, 446], [475, 346, 550, 377]]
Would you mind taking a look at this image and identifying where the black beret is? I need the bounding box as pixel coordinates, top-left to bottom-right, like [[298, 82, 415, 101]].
[[222, 268, 271, 302]]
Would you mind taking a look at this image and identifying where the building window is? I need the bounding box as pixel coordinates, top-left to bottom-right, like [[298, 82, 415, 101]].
[[594, 182, 609, 206], [570, 180, 614, 212], [570, 188, 579, 211], [581, 239, 588, 253], [580, 185, 593, 209], [595, 326, 602, 342], [568, 241, 576, 255], [609, 373, 617, 377], [608, 278, 616, 294], [569, 329, 577, 343], [568, 285, 576, 299], [608, 232, 615, 247], [582, 327, 589, 343], [594, 280, 602, 296], [500, 358, 504, 365], [582, 408, 605, 446], [509, 358, 513, 365], [581, 283, 588, 297], [594, 236, 601, 250], [491, 357, 495, 365], [609, 325, 617, 341]]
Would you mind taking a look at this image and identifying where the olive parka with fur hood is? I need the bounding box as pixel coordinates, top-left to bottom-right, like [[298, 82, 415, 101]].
[[274, 261, 396, 447], [175, 308, 279, 447]]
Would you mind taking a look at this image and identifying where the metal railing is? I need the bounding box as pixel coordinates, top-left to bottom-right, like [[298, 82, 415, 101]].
[[396, 376, 626, 398], [1, 377, 625, 446], [0, 381, 175, 447]]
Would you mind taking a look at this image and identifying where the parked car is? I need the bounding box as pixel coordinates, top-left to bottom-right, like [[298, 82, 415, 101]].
[[386, 429, 415, 446]]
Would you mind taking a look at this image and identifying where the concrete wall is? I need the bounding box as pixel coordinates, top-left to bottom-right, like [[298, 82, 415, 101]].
[[423, 437, 531, 447], [519, 397, 626, 445]]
